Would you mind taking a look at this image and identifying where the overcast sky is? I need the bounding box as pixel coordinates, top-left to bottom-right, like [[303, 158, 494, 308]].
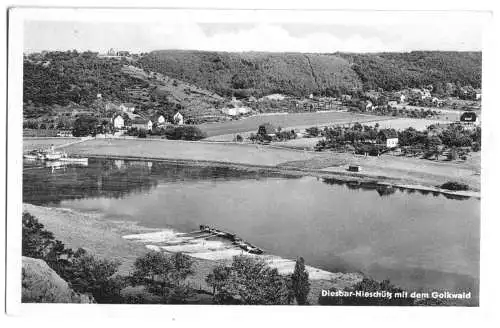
[[23, 10, 487, 53]]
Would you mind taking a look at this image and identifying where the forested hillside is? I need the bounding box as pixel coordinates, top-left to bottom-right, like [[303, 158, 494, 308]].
[[338, 51, 482, 91], [138, 50, 481, 96], [138, 50, 363, 97], [23, 50, 482, 119], [24, 51, 148, 108]]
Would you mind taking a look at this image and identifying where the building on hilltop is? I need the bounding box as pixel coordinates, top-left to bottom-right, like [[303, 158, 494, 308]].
[[459, 111, 479, 130]]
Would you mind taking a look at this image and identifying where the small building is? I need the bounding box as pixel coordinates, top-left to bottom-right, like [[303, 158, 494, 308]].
[[348, 165, 361, 172], [341, 94, 352, 102], [131, 118, 152, 131], [365, 100, 373, 111], [113, 115, 125, 129], [257, 123, 277, 137], [460, 111, 478, 124], [151, 114, 166, 126], [459, 111, 479, 130], [119, 103, 136, 113], [378, 130, 399, 148], [56, 130, 73, 137], [173, 112, 184, 125]]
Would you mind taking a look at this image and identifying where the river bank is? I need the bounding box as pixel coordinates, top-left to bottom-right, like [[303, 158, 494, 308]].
[[57, 138, 480, 198], [23, 203, 363, 304]]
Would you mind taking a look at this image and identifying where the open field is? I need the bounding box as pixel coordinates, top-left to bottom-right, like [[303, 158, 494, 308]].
[[280, 151, 481, 192], [62, 138, 317, 167], [23, 137, 79, 152], [55, 138, 481, 194], [197, 111, 385, 137], [204, 114, 459, 143], [354, 118, 453, 131]]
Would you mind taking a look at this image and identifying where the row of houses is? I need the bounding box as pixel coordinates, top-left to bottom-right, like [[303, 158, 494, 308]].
[[112, 111, 184, 130]]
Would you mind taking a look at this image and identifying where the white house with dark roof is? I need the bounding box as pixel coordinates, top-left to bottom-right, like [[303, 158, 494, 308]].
[[173, 112, 184, 125], [113, 115, 124, 129]]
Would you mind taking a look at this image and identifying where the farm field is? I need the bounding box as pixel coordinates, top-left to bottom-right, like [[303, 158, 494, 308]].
[[363, 118, 453, 131], [60, 138, 317, 167], [197, 111, 385, 137]]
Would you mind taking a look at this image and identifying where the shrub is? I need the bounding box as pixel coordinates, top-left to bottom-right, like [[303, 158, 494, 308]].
[[137, 129, 148, 138], [305, 126, 320, 137], [163, 126, 207, 141], [439, 181, 469, 191]]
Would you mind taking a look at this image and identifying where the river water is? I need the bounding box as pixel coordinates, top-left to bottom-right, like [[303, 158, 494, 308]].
[[23, 158, 480, 303]]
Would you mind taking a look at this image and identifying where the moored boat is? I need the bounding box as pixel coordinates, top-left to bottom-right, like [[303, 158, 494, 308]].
[[60, 157, 88, 164], [45, 152, 63, 160], [23, 154, 38, 160]]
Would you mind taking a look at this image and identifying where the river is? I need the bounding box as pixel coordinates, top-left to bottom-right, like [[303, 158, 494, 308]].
[[23, 158, 480, 303]]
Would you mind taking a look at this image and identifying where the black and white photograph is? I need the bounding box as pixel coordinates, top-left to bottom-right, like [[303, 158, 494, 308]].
[[3, 3, 499, 323]]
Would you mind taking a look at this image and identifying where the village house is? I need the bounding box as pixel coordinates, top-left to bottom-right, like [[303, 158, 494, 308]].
[[131, 118, 153, 131], [113, 115, 124, 129], [257, 123, 277, 138], [365, 100, 373, 111], [341, 94, 352, 102], [378, 130, 399, 148], [119, 103, 136, 114], [151, 114, 166, 126], [475, 90, 482, 100], [399, 94, 406, 103], [173, 112, 184, 125], [459, 111, 479, 130]]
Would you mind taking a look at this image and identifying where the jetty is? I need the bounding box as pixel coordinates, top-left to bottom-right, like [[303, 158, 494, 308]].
[[199, 225, 264, 254]]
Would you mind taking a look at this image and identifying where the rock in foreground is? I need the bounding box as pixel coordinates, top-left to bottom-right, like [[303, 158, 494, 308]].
[[22, 256, 93, 303]]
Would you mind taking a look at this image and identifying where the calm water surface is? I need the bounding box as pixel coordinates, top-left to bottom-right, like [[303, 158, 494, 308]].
[[23, 158, 480, 300]]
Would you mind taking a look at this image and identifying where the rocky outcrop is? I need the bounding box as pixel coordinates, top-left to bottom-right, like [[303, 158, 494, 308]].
[[22, 256, 94, 303]]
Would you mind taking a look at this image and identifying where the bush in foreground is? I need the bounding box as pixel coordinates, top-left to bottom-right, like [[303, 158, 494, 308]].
[[22, 212, 124, 303], [439, 181, 469, 191]]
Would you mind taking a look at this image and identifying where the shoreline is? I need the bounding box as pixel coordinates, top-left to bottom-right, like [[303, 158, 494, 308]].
[[66, 152, 481, 199], [23, 203, 363, 304]]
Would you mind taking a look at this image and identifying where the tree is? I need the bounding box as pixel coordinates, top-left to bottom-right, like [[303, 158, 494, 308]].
[[131, 251, 194, 304], [72, 115, 98, 137], [206, 264, 232, 303], [291, 257, 310, 305], [22, 212, 124, 303], [425, 136, 443, 160], [209, 255, 291, 305], [22, 212, 57, 259], [64, 249, 123, 303]]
